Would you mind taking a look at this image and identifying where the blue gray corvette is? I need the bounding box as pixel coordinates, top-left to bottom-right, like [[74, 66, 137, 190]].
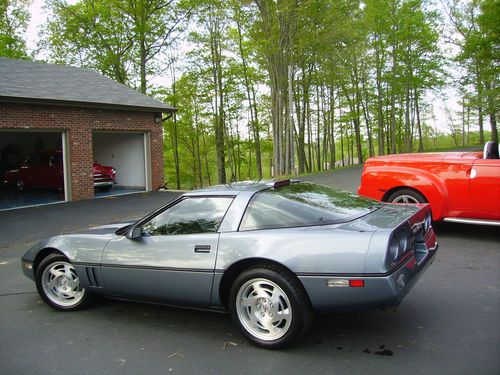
[[21, 180, 437, 348]]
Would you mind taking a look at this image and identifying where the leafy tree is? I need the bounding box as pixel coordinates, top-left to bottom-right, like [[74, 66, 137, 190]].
[[448, 0, 499, 143], [32, 0, 480, 188], [44, 0, 134, 84], [117, 0, 193, 93], [0, 0, 30, 59], [43, 0, 192, 93]]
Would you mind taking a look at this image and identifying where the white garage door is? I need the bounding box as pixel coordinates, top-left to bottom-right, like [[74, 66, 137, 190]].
[[93, 132, 148, 195]]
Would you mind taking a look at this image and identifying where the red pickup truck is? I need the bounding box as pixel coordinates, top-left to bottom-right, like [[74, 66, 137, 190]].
[[4, 150, 116, 192], [358, 142, 500, 225]]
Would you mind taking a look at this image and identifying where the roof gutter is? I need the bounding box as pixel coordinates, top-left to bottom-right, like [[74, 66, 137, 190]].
[[0, 96, 176, 114], [162, 112, 175, 122]]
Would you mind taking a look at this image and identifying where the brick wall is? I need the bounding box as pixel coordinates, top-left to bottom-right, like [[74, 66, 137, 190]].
[[0, 103, 165, 200]]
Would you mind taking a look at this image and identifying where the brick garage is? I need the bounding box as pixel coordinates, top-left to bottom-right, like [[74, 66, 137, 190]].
[[0, 58, 175, 207]]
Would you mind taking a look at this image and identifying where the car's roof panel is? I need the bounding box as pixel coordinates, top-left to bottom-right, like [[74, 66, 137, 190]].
[[183, 181, 272, 196]]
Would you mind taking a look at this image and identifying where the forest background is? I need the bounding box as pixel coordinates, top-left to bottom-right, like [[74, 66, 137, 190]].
[[1, 0, 498, 189]]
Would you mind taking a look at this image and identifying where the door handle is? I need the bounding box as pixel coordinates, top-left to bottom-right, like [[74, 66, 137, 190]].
[[194, 245, 211, 253]]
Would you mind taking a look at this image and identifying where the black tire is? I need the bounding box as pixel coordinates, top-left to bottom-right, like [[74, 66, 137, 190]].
[[35, 253, 91, 311], [228, 264, 314, 349], [16, 178, 25, 192], [97, 185, 112, 192], [386, 188, 427, 204]]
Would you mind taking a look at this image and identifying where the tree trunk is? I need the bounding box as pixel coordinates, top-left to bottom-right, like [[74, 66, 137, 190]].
[[202, 133, 211, 186], [415, 90, 424, 152], [484, 81, 498, 143], [235, 17, 263, 179], [476, 71, 485, 144], [361, 74, 374, 157], [209, 11, 226, 184], [316, 84, 321, 171], [170, 72, 180, 190], [329, 86, 336, 168], [194, 108, 203, 187], [139, 36, 147, 94], [375, 33, 385, 156]]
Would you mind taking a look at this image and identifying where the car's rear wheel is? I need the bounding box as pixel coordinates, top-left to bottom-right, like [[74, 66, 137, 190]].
[[386, 189, 427, 204], [228, 264, 314, 349], [16, 178, 25, 191], [35, 253, 90, 311]]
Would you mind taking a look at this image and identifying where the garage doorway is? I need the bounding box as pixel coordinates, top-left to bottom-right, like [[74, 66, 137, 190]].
[[92, 132, 149, 198], [0, 130, 68, 210]]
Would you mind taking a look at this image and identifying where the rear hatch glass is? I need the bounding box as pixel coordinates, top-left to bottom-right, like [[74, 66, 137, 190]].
[[240, 182, 382, 231]]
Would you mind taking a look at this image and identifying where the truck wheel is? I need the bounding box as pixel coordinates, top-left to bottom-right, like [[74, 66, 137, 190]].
[[386, 189, 427, 204]]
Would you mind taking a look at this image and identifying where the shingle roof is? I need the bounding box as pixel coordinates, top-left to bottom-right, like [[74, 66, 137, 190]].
[[0, 57, 175, 113]]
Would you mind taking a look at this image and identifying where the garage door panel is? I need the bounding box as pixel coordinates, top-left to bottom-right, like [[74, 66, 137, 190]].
[[93, 132, 146, 189]]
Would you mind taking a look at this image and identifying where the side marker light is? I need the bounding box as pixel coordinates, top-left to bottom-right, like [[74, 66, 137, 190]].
[[349, 280, 365, 287]]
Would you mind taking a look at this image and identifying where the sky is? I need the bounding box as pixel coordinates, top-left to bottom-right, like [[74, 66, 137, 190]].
[[26, 0, 50, 52], [25, 0, 462, 134]]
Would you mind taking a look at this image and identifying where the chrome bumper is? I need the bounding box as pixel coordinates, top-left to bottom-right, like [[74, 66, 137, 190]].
[[93, 181, 114, 187]]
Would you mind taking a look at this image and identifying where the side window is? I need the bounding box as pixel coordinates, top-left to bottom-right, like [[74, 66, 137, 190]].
[[141, 197, 233, 236], [49, 154, 61, 167], [39, 153, 50, 166], [23, 156, 33, 167], [239, 192, 321, 231]]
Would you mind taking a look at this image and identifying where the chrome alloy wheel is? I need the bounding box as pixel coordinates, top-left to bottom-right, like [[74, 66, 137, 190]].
[[41, 261, 85, 307], [235, 278, 292, 341], [392, 194, 420, 204], [16, 179, 25, 191]]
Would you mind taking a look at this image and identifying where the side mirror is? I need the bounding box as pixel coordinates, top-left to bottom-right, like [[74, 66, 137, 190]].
[[126, 225, 142, 240]]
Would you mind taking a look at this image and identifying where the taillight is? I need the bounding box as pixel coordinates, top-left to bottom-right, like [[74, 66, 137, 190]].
[[423, 211, 432, 232], [387, 225, 412, 269], [327, 279, 365, 288]]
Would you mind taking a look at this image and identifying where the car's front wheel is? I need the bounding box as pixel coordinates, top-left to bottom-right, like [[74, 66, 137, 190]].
[[35, 253, 91, 311], [228, 264, 314, 349], [97, 185, 113, 192]]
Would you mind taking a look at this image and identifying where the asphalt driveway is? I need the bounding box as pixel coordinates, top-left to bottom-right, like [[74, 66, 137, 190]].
[[0, 190, 183, 248], [0, 169, 499, 375]]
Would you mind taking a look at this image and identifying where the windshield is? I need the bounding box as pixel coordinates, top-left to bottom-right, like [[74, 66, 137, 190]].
[[239, 182, 382, 231]]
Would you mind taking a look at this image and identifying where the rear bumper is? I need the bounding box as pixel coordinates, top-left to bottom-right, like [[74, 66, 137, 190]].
[[299, 231, 438, 313]]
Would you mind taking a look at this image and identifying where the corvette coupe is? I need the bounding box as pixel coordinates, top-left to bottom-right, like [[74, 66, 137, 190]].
[[22, 180, 437, 348], [358, 141, 500, 225]]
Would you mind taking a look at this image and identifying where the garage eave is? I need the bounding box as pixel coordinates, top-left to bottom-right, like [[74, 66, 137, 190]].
[[0, 96, 176, 114]]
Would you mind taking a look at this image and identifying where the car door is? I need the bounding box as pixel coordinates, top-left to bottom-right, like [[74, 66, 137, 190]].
[[45, 153, 64, 189], [100, 196, 234, 307], [441, 153, 476, 216], [470, 158, 500, 219], [31, 153, 49, 188]]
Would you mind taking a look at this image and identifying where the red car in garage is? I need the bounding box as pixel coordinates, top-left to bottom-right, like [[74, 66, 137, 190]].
[[358, 141, 500, 225], [4, 151, 116, 192]]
